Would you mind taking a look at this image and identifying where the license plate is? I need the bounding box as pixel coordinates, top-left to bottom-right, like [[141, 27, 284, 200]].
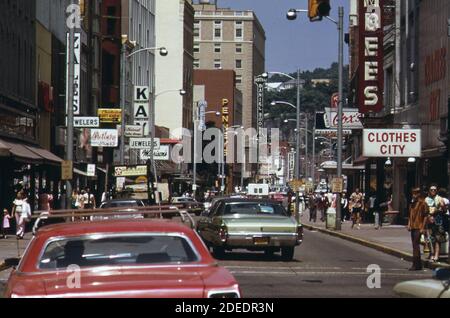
[[253, 237, 270, 245]]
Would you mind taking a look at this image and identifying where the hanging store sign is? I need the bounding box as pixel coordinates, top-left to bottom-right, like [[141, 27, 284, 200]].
[[324, 108, 364, 129], [74, 117, 100, 128], [98, 109, 122, 123], [363, 129, 421, 157], [90, 129, 118, 147], [140, 145, 170, 161], [124, 125, 144, 138], [66, 32, 81, 115], [358, 0, 384, 113], [114, 165, 147, 177], [255, 77, 266, 130], [129, 138, 160, 150]]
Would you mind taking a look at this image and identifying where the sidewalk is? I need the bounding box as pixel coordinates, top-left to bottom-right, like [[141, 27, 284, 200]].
[[300, 211, 450, 270], [0, 234, 32, 271]]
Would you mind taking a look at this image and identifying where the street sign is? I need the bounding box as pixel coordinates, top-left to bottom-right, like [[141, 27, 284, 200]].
[[98, 109, 122, 123], [362, 129, 421, 157], [331, 177, 344, 193], [289, 179, 303, 191], [125, 125, 144, 138], [74, 117, 99, 128], [130, 138, 160, 150], [61, 160, 73, 180]]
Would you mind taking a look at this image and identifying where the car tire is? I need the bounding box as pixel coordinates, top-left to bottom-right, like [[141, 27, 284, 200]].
[[281, 247, 295, 261], [213, 247, 225, 259]]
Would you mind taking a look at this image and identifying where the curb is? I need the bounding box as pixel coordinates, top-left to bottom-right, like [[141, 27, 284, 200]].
[[304, 224, 450, 270]]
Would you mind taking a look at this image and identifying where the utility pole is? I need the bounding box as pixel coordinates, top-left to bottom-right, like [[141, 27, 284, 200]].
[[295, 68, 301, 223], [312, 113, 316, 188], [335, 6, 344, 231], [65, 4, 75, 209], [119, 40, 127, 165]]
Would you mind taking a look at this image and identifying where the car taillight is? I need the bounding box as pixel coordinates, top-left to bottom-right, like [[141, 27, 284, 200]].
[[297, 225, 304, 243], [207, 285, 241, 298], [219, 226, 228, 243]]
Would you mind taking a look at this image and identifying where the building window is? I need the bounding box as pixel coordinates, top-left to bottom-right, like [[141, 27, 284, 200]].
[[106, 6, 116, 35], [194, 43, 200, 53], [235, 21, 243, 41], [214, 20, 222, 40], [214, 43, 221, 53], [236, 44, 243, 53], [236, 75, 242, 84], [214, 59, 221, 69], [236, 59, 242, 69], [194, 59, 200, 69], [194, 21, 200, 39]]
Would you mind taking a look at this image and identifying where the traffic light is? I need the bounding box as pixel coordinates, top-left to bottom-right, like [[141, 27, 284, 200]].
[[308, 0, 331, 22]]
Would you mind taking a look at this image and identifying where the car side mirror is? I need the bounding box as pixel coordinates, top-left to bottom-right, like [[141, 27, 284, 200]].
[[433, 268, 450, 280], [5, 257, 20, 268]]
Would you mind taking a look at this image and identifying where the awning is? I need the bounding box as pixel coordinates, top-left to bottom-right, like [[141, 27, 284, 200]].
[[0, 138, 63, 165], [26, 145, 63, 164], [0, 139, 42, 163]]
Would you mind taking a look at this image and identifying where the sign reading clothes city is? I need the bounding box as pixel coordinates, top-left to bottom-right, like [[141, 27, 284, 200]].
[[358, 0, 384, 113], [363, 129, 421, 157]]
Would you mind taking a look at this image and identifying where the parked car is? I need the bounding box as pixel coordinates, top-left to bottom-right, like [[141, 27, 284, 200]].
[[197, 198, 303, 261], [5, 219, 241, 298], [393, 268, 450, 298], [170, 197, 204, 216], [99, 199, 145, 209]]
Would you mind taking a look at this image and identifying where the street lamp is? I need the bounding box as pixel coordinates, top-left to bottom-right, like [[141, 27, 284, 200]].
[[287, 6, 345, 230]]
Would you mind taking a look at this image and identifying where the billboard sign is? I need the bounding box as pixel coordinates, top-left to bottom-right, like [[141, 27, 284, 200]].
[[363, 129, 421, 157]]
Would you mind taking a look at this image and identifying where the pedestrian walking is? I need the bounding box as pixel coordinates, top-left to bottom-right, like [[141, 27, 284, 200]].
[[316, 193, 326, 222], [309, 193, 317, 222], [367, 192, 378, 229], [425, 184, 447, 262], [2, 209, 12, 239], [341, 191, 349, 222], [407, 188, 428, 271], [350, 188, 364, 229], [14, 191, 31, 239]]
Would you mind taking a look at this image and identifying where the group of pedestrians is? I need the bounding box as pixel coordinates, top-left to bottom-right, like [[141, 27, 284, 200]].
[[71, 188, 97, 210], [408, 185, 449, 270]]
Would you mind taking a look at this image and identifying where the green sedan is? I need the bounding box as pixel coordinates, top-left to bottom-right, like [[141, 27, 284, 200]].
[[196, 198, 303, 261]]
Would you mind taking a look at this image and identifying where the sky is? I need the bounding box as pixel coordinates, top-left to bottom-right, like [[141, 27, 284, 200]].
[[218, 0, 350, 74]]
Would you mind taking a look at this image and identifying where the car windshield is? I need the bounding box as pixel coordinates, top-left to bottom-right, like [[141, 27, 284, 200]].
[[223, 203, 288, 216], [38, 234, 198, 269]]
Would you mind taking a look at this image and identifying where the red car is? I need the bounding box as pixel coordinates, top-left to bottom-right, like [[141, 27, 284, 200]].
[[5, 219, 241, 298]]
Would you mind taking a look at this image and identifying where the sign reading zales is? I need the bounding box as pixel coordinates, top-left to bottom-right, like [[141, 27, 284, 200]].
[[358, 0, 384, 113], [363, 129, 421, 158]]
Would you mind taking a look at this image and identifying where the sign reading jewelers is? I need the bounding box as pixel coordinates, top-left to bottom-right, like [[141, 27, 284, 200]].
[[358, 0, 384, 113], [363, 129, 421, 157]]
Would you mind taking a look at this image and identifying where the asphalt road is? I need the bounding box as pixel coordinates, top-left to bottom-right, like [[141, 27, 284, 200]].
[[217, 229, 432, 298], [0, 229, 433, 298]]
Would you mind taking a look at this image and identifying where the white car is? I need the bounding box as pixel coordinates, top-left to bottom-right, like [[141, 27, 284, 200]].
[[393, 268, 450, 298]]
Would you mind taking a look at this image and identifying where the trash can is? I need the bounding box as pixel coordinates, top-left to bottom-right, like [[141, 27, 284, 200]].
[[326, 207, 336, 230]]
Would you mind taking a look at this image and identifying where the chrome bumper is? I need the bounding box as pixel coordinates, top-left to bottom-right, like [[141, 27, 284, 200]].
[[224, 232, 301, 248]]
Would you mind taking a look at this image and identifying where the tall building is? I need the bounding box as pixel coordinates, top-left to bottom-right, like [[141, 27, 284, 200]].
[[155, 0, 194, 140], [191, 0, 266, 131]]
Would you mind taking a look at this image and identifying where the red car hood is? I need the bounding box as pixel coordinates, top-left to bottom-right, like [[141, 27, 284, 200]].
[[8, 266, 237, 298]]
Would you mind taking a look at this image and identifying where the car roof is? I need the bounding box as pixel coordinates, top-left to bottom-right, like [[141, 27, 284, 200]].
[[36, 219, 192, 238], [214, 198, 282, 204], [104, 199, 141, 203]]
